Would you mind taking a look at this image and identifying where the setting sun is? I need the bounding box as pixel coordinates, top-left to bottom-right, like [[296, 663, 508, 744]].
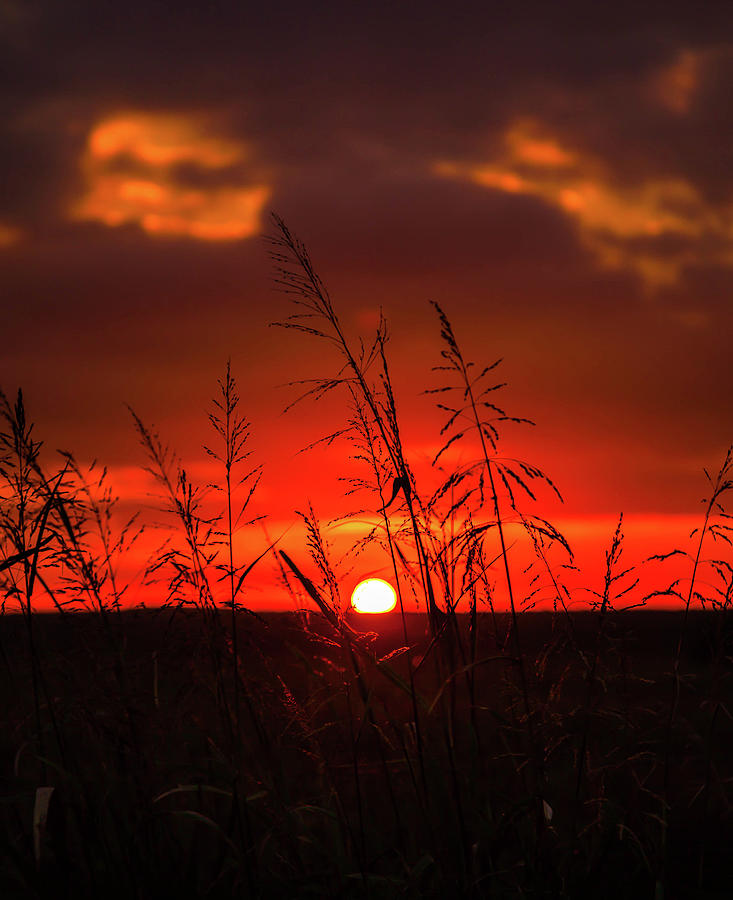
[[4, 3, 733, 894], [350, 578, 397, 614]]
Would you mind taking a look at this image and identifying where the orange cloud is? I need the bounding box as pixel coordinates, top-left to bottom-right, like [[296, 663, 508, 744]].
[[433, 118, 733, 288], [88, 113, 243, 168], [73, 112, 270, 241], [505, 122, 576, 167], [651, 49, 702, 114], [0, 221, 23, 247]]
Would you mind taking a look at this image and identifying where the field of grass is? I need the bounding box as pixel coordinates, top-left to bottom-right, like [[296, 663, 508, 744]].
[[2, 217, 733, 898], [2, 609, 733, 898]]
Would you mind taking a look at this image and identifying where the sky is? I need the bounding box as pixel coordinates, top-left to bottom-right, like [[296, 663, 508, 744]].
[[2, 1, 732, 611]]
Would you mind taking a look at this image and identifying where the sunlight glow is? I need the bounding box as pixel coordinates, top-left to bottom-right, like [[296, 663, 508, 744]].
[[351, 578, 397, 614]]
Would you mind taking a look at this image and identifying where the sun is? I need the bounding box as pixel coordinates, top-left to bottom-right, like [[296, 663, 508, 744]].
[[350, 578, 397, 614]]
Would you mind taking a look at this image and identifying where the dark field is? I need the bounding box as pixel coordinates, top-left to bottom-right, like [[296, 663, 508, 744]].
[[3, 608, 733, 899]]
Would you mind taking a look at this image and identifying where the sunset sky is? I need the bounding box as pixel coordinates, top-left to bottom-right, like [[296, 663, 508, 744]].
[[2, 2, 732, 610]]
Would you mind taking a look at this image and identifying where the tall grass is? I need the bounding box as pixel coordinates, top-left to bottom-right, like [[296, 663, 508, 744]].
[[1, 218, 732, 898]]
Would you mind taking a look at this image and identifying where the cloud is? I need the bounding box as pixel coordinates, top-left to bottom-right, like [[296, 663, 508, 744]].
[[0, 221, 22, 247], [433, 117, 733, 288], [72, 112, 270, 241], [649, 49, 703, 114]]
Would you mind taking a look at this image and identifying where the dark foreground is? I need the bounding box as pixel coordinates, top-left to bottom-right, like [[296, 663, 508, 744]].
[[2, 607, 733, 898]]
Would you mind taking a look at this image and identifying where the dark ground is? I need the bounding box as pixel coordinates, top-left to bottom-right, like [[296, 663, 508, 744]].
[[2, 608, 733, 898]]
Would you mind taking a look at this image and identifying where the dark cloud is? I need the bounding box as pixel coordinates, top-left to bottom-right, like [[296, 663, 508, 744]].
[[1, 2, 730, 231]]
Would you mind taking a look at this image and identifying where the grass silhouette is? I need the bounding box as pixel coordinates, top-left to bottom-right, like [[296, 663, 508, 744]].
[[1, 217, 733, 898]]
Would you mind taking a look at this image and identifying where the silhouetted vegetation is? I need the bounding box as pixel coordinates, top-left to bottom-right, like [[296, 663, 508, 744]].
[[2, 217, 732, 898]]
